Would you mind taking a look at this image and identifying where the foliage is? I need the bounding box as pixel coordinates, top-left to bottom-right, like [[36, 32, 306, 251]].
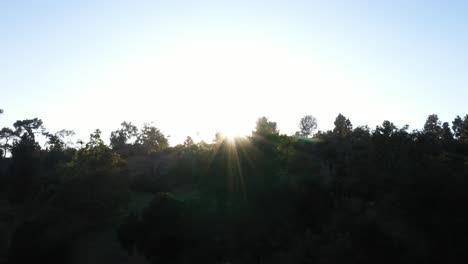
[[8, 133, 41, 203], [53, 130, 130, 222], [110, 121, 138, 153], [137, 123, 169, 154], [333, 113, 353, 138], [13, 118, 43, 140], [1, 112, 468, 263], [0, 128, 15, 158], [44, 129, 75, 151], [254, 116, 278, 136], [299, 115, 318, 137]]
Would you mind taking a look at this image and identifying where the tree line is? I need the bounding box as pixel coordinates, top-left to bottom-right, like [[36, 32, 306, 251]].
[[1, 108, 468, 263]]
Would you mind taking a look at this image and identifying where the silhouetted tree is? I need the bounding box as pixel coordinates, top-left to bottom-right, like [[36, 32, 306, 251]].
[[423, 114, 442, 139], [110, 121, 138, 151], [137, 123, 169, 154], [13, 118, 43, 141], [44, 129, 75, 151], [452, 115, 463, 139], [213, 131, 225, 144], [0, 127, 16, 157], [299, 115, 317, 137], [333, 113, 352, 138], [52, 129, 130, 222], [183, 136, 195, 147], [9, 133, 41, 203], [454, 115, 468, 143], [254, 116, 278, 135], [442, 122, 454, 142], [375, 120, 398, 137]]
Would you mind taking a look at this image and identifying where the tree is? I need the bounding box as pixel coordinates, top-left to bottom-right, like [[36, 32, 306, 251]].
[[375, 121, 398, 137], [462, 116, 468, 143], [452, 115, 468, 143], [333, 113, 352, 138], [423, 114, 442, 139], [0, 127, 16, 157], [452, 115, 463, 139], [13, 118, 43, 141], [0, 118, 44, 159], [137, 123, 169, 153], [86, 129, 104, 148], [110, 122, 138, 150], [9, 132, 41, 203], [351, 125, 371, 145], [53, 130, 130, 221], [441, 122, 453, 142], [254, 116, 278, 135], [299, 115, 318, 137], [213, 131, 225, 144], [7, 118, 43, 202], [184, 136, 195, 147], [44, 129, 75, 151]]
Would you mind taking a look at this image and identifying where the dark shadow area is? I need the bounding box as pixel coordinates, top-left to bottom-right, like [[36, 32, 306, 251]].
[[1, 111, 468, 263]]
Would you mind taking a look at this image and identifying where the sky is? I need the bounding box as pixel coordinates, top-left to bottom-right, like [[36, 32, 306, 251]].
[[1, 0, 468, 145]]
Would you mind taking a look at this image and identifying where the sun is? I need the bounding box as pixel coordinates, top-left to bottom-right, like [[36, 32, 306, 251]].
[[215, 117, 251, 142], [217, 126, 245, 142], [222, 130, 240, 141]]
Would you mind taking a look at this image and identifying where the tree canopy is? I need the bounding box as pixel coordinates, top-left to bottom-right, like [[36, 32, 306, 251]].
[[1, 110, 468, 264], [299, 115, 318, 137]]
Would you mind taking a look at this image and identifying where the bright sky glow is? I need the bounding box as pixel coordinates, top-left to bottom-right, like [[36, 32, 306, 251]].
[[1, 1, 468, 145]]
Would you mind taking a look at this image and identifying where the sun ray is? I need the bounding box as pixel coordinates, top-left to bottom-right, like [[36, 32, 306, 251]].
[[227, 138, 247, 202]]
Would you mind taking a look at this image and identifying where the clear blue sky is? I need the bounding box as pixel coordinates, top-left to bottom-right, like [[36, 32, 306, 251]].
[[1, 0, 467, 144]]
